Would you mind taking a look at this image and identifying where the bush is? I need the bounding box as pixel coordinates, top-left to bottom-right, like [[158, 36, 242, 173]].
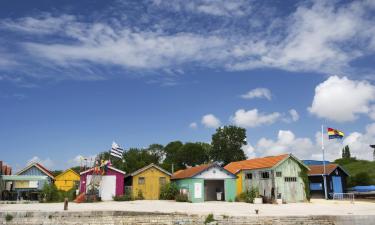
[[5, 214, 13, 222], [175, 193, 188, 202], [113, 194, 132, 201], [237, 188, 258, 203], [204, 213, 215, 224], [41, 184, 77, 202], [159, 183, 179, 200], [136, 189, 144, 200]]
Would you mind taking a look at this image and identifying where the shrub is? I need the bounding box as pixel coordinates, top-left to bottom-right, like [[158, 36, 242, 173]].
[[41, 184, 77, 202], [204, 213, 215, 224], [41, 183, 60, 202], [237, 188, 257, 203], [5, 214, 13, 222], [136, 189, 144, 200], [159, 183, 179, 200], [175, 193, 188, 202], [113, 194, 132, 201]]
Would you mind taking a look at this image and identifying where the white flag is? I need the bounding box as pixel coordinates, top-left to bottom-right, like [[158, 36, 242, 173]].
[[110, 141, 124, 159]]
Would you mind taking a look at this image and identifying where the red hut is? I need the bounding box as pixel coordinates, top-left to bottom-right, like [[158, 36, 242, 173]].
[[79, 166, 125, 201]]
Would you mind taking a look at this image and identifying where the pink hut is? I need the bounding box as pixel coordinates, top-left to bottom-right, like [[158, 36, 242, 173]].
[[79, 166, 125, 201]]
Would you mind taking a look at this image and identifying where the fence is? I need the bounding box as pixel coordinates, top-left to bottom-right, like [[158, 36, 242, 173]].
[[331, 193, 355, 203]]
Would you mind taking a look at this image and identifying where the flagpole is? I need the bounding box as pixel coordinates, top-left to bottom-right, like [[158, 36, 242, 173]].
[[321, 125, 328, 200]]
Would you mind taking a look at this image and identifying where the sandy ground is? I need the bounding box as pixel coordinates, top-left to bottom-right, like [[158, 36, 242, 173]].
[[0, 199, 374, 217]]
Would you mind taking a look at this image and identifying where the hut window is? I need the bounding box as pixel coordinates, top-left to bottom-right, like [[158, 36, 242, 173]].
[[260, 171, 269, 179], [276, 172, 282, 177], [284, 177, 297, 182], [245, 173, 252, 179], [138, 177, 145, 185], [159, 177, 166, 186]]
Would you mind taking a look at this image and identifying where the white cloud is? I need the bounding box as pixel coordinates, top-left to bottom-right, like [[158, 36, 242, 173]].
[[201, 114, 221, 128], [0, 1, 374, 81], [240, 88, 271, 100], [242, 144, 256, 158], [287, 109, 299, 122], [152, 0, 252, 17], [27, 156, 54, 169], [231, 108, 280, 128], [189, 122, 198, 129], [309, 76, 375, 122], [66, 154, 96, 168], [369, 105, 375, 121], [251, 123, 375, 161]]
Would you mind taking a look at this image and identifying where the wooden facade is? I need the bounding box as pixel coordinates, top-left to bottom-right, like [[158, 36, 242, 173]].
[[308, 164, 349, 199], [125, 163, 171, 200], [172, 163, 237, 203], [225, 154, 309, 203], [55, 169, 80, 191], [79, 166, 125, 201]]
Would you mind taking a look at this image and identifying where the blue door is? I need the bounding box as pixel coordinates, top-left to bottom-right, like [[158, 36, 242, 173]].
[[332, 176, 342, 193]]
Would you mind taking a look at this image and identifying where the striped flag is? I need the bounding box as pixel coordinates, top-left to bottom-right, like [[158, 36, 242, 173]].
[[327, 127, 344, 139], [110, 142, 124, 159]]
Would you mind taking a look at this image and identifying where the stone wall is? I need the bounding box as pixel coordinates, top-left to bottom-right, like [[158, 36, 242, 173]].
[[0, 211, 374, 225]]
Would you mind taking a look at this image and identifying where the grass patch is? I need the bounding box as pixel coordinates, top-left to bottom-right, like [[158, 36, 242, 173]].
[[204, 213, 216, 224], [5, 214, 13, 222]]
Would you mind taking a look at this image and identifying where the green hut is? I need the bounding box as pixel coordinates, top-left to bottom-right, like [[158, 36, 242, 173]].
[[171, 163, 236, 203]]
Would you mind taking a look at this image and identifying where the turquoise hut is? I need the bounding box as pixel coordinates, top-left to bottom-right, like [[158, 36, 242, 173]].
[[171, 163, 236, 203]]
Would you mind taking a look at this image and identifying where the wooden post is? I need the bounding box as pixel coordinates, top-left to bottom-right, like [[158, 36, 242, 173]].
[[64, 198, 68, 210]]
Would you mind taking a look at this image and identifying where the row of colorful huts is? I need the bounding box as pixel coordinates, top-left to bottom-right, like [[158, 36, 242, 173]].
[[0, 154, 349, 203]]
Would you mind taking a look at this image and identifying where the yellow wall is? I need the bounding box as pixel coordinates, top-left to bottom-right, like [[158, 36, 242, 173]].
[[15, 181, 29, 188], [55, 169, 80, 191], [132, 167, 170, 200], [236, 171, 243, 196]]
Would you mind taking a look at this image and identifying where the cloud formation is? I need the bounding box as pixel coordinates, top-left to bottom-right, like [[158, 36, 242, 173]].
[[309, 76, 375, 122], [231, 108, 281, 128], [251, 123, 375, 161], [0, 0, 374, 82], [241, 88, 271, 100], [201, 114, 221, 128]]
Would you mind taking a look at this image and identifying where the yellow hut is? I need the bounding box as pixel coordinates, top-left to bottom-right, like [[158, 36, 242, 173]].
[[124, 163, 171, 200], [54, 168, 80, 191]]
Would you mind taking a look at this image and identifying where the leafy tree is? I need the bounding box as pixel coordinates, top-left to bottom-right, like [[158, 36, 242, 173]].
[[162, 141, 184, 172], [147, 144, 165, 164], [210, 125, 247, 165], [352, 172, 372, 186], [176, 142, 210, 167], [341, 145, 351, 159]]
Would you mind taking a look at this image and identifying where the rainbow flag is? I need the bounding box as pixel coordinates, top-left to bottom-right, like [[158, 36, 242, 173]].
[[327, 127, 344, 139]]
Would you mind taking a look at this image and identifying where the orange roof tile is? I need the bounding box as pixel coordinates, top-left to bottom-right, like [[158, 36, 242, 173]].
[[308, 164, 341, 175], [224, 154, 289, 174], [171, 164, 212, 179]]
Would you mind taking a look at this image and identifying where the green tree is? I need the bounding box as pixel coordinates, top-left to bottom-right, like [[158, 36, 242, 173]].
[[353, 172, 372, 186], [162, 141, 184, 172], [341, 145, 351, 159], [210, 125, 247, 165], [176, 142, 210, 167], [147, 144, 165, 164]]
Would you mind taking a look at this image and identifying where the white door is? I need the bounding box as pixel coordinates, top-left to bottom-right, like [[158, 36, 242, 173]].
[[100, 176, 116, 201], [86, 175, 116, 201]]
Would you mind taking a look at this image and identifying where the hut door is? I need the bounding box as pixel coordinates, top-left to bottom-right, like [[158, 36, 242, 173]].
[[332, 176, 342, 193]]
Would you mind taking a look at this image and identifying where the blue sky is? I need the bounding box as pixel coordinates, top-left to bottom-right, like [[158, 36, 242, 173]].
[[1, 0, 375, 171]]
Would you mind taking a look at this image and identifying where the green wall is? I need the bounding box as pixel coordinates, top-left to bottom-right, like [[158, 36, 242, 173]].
[[174, 178, 204, 203], [174, 178, 237, 203], [224, 179, 236, 201]]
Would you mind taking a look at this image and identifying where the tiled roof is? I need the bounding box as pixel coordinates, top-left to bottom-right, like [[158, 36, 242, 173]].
[[308, 163, 346, 175], [224, 154, 289, 174], [171, 164, 212, 179]]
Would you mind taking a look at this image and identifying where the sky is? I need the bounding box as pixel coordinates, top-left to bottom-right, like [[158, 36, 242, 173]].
[[1, 0, 375, 171]]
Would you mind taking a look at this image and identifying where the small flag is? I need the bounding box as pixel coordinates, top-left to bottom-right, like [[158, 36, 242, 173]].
[[327, 127, 344, 139], [110, 142, 124, 159]]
